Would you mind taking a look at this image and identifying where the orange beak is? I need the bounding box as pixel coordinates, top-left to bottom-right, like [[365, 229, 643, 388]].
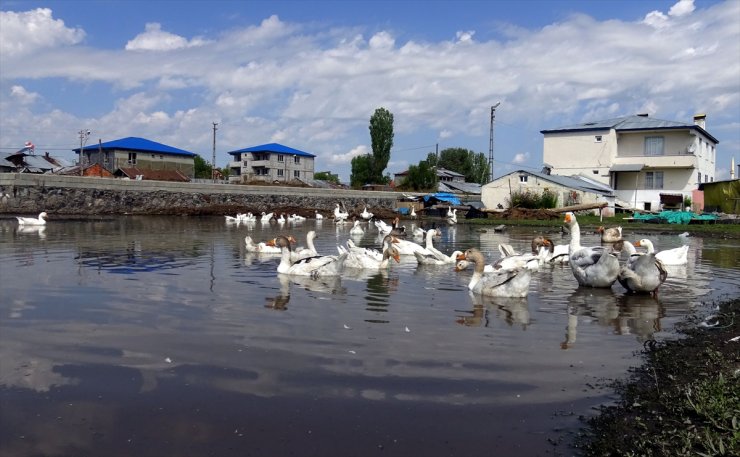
[[564, 214, 572, 223], [392, 253, 400, 263], [265, 238, 276, 247], [633, 241, 642, 247], [456, 253, 467, 261]]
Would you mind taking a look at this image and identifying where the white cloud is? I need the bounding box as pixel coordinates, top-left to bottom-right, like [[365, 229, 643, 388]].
[[328, 145, 368, 165], [125, 23, 207, 51], [368, 31, 395, 50], [456, 30, 475, 43], [0, 8, 84, 57], [669, 0, 696, 17], [10, 85, 40, 105], [513, 152, 530, 164]]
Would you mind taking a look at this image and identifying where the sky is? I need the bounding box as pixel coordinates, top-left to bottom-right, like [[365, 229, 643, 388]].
[[1, 0, 738, 182]]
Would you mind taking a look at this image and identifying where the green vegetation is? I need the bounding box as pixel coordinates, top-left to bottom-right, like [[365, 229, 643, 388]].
[[351, 107, 394, 188], [398, 158, 438, 191], [575, 298, 740, 456], [193, 154, 213, 179], [314, 171, 340, 184], [427, 147, 490, 184], [507, 188, 558, 209]]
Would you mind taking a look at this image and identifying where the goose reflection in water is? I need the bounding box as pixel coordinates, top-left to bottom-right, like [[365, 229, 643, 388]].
[[17, 225, 46, 239], [564, 288, 664, 346], [456, 292, 530, 328]]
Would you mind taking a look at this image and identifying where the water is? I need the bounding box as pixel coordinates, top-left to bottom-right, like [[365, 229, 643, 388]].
[[1, 216, 738, 457]]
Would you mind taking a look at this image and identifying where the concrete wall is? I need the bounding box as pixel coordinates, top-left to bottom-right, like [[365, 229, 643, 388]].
[[0, 173, 400, 216]]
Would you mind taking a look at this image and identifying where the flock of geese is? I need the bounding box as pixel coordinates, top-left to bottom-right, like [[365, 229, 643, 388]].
[[239, 206, 690, 299]]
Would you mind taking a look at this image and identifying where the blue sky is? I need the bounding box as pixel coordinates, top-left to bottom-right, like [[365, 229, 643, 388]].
[[1, 0, 738, 181]]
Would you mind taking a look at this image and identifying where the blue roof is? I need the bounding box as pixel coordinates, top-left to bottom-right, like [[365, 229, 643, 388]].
[[74, 137, 196, 157], [541, 115, 718, 143], [227, 142, 316, 158]]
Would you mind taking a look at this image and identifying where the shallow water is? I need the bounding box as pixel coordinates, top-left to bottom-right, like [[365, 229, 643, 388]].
[[1, 216, 738, 457]]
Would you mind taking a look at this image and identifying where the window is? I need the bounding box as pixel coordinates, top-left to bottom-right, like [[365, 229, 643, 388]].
[[644, 202, 652, 211], [594, 135, 602, 143], [592, 170, 599, 174], [277, 169, 284, 177], [160, 155, 163, 160], [151, 154, 156, 158], [277, 154, 284, 162], [644, 136, 664, 156], [128, 152, 137, 165], [698, 172, 702, 184], [645, 171, 663, 189], [294, 156, 300, 164], [519, 175, 528, 183], [294, 170, 300, 178], [705, 175, 708, 183]]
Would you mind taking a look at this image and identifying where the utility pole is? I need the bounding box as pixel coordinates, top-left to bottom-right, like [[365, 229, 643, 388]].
[[78, 129, 90, 176], [488, 102, 500, 183], [212, 122, 218, 183]]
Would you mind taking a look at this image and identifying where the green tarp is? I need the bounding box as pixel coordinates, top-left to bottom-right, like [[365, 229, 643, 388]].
[[632, 210, 718, 224]]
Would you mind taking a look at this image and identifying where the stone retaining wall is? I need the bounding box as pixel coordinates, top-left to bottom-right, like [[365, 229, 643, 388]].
[[0, 174, 403, 216]]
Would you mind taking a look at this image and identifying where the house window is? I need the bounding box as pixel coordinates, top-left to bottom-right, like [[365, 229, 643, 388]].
[[519, 175, 528, 183], [644, 202, 652, 211], [698, 172, 701, 184], [593, 170, 599, 174], [160, 155, 163, 160], [277, 169, 284, 177], [594, 135, 602, 143], [644, 136, 664, 156], [277, 154, 284, 162], [294, 170, 300, 178], [128, 152, 137, 165], [705, 175, 708, 183], [294, 156, 300, 164], [645, 171, 663, 189], [151, 154, 156, 158]]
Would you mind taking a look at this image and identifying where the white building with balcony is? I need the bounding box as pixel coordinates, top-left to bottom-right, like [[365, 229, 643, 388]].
[[541, 114, 718, 211], [227, 143, 316, 184]]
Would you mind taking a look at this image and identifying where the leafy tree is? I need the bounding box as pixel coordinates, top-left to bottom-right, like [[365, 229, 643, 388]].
[[436, 147, 490, 184], [401, 159, 438, 191], [315, 171, 340, 184], [194, 154, 212, 179], [350, 154, 373, 188], [368, 107, 394, 183], [470, 152, 490, 184]]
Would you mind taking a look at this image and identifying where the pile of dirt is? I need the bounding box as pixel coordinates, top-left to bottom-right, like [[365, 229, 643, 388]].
[[498, 207, 560, 220]]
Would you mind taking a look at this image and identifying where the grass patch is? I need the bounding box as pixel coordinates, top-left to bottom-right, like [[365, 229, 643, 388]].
[[574, 298, 740, 456]]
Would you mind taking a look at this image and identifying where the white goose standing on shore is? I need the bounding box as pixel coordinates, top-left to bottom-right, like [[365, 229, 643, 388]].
[[360, 206, 373, 220], [16, 212, 48, 226]]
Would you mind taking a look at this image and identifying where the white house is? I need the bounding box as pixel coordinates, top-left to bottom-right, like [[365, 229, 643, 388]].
[[227, 143, 316, 184], [541, 114, 718, 211], [481, 169, 615, 215]]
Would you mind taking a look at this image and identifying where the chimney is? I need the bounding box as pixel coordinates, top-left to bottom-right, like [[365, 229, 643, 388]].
[[694, 113, 706, 130]]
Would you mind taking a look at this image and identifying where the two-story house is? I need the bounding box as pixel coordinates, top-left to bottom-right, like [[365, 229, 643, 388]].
[[541, 114, 718, 211], [76, 137, 197, 180], [227, 143, 316, 184]]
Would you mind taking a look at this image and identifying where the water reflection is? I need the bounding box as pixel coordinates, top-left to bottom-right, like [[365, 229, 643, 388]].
[[1, 216, 739, 457]]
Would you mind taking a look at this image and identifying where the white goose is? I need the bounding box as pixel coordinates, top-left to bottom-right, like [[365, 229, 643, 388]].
[[16, 211, 48, 226], [634, 238, 689, 266], [456, 248, 532, 297], [333, 204, 349, 222], [617, 240, 667, 295], [315, 211, 324, 220], [391, 229, 435, 256], [447, 208, 458, 225], [268, 231, 318, 262], [360, 206, 373, 220], [291, 214, 307, 222], [340, 236, 400, 269], [531, 236, 569, 264], [349, 220, 365, 236], [596, 225, 623, 243], [410, 207, 417, 219], [413, 229, 457, 264], [564, 212, 620, 288], [275, 235, 347, 277], [260, 212, 274, 222], [245, 235, 294, 254]]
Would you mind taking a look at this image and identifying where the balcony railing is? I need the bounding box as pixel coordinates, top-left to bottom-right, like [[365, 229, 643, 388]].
[[614, 154, 696, 169]]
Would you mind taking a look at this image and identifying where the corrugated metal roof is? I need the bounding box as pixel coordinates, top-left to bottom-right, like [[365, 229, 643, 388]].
[[0, 157, 15, 168], [23, 155, 56, 170], [76, 137, 196, 157], [489, 170, 614, 196], [227, 143, 316, 158], [541, 115, 718, 143], [439, 181, 481, 195], [437, 167, 465, 178]]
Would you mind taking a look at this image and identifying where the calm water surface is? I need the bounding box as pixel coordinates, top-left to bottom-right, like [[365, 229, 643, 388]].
[[1, 215, 738, 457]]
